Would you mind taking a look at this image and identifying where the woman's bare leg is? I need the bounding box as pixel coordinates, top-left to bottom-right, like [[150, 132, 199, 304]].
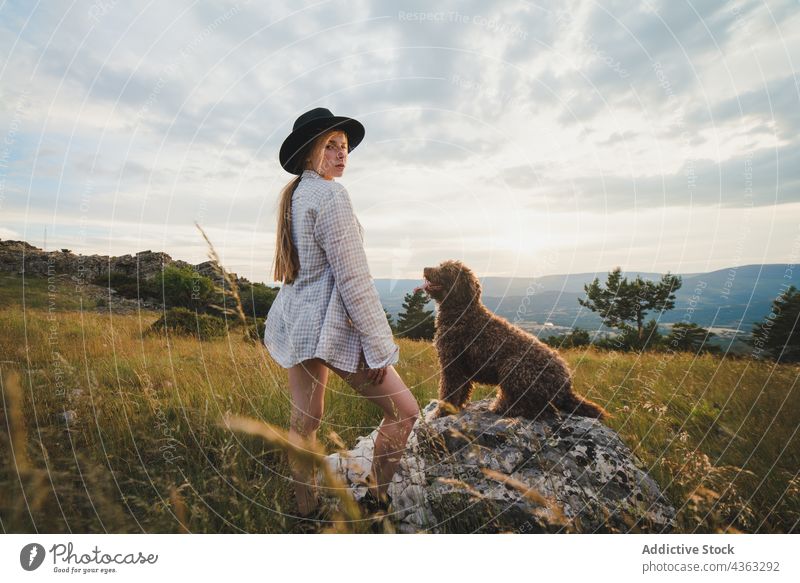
[[287, 358, 329, 515], [326, 362, 420, 502]]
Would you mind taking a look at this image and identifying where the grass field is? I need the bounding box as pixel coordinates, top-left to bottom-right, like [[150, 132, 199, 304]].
[[1, 274, 798, 533]]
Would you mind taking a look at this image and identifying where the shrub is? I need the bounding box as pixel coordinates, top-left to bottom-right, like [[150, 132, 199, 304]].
[[543, 327, 591, 349], [148, 307, 227, 340], [666, 322, 718, 354], [239, 283, 278, 318], [95, 267, 219, 312], [245, 317, 265, 342], [595, 320, 662, 352], [92, 272, 157, 300], [157, 265, 216, 310]]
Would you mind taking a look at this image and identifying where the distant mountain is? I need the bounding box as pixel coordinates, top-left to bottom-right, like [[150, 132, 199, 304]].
[[376, 264, 795, 334]]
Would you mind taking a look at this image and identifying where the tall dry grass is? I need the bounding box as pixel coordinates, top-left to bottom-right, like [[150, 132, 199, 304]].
[[0, 303, 434, 532], [567, 347, 799, 533]]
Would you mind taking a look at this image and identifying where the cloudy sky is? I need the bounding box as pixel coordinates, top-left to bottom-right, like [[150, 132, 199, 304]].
[[1, 0, 798, 284]]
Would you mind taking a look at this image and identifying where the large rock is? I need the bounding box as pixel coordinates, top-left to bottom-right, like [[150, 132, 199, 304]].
[[0, 239, 246, 284], [321, 399, 676, 533]]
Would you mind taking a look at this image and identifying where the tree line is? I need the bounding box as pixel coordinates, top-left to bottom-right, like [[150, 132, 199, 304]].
[[546, 266, 799, 362]]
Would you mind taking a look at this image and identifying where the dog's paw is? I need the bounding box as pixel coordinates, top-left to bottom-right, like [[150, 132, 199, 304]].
[[428, 407, 446, 420], [429, 404, 458, 419]]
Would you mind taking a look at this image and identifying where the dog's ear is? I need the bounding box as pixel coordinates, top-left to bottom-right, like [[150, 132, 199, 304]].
[[448, 262, 481, 306]]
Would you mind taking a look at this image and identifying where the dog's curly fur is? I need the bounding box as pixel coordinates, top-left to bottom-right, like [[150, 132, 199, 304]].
[[422, 260, 608, 421]]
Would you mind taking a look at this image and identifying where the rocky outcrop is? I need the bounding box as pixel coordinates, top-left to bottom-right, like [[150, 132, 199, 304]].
[[321, 399, 676, 533], [0, 239, 246, 284]]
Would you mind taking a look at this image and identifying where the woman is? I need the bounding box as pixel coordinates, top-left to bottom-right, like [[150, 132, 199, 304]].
[[263, 108, 420, 525]]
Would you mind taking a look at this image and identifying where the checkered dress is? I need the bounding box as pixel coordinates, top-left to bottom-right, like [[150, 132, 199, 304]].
[[263, 169, 400, 373]]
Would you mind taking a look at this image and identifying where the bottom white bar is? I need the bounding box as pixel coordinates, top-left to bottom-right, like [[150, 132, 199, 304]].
[[1, 534, 796, 582]]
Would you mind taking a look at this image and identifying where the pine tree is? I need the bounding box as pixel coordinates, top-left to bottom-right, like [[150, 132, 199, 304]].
[[395, 289, 435, 340], [383, 308, 396, 334], [578, 266, 682, 344], [750, 285, 800, 362]]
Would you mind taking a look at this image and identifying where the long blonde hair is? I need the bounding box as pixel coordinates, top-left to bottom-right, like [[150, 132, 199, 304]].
[[273, 129, 344, 284]]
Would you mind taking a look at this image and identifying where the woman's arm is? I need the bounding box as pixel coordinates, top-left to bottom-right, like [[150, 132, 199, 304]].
[[313, 183, 399, 370]]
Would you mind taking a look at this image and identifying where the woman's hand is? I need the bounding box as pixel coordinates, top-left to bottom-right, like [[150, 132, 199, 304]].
[[358, 352, 387, 385], [366, 366, 387, 385]]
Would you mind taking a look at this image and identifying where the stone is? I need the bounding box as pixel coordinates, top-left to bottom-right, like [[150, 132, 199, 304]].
[[320, 399, 676, 533], [0, 239, 256, 314], [0, 239, 242, 285], [59, 410, 78, 425]]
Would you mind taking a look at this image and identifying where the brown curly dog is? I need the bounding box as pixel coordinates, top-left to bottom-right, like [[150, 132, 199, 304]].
[[419, 260, 608, 421]]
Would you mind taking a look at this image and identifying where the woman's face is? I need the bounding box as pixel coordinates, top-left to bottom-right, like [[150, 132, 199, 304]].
[[308, 130, 348, 180]]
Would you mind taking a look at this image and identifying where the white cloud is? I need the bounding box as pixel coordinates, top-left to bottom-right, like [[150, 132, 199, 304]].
[[1, 0, 798, 283]]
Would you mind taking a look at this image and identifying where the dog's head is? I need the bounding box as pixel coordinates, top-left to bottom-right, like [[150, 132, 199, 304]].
[[420, 260, 482, 308]]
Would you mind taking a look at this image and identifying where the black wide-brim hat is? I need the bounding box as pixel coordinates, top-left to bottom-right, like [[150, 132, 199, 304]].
[[279, 107, 365, 174]]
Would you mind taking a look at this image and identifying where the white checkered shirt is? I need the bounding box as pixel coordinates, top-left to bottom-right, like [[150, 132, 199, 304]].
[[263, 169, 400, 373]]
